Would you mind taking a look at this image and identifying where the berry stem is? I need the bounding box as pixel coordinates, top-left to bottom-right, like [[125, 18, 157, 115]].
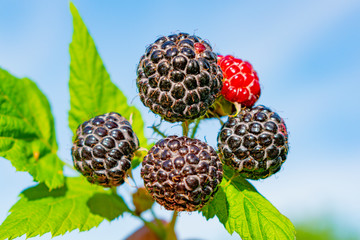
[[229, 103, 242, 117], [169, 211, 178, 228], [166, 211, 178, 240], [182, 121, 190, 137], [190, 118, 201, 138]]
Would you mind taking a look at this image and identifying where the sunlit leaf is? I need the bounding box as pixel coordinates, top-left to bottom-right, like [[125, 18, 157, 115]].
[[0, 177, 129, 239], [68, 3, 148, 152], [0, 68, 64, 189], [202, 166, 295, 240]]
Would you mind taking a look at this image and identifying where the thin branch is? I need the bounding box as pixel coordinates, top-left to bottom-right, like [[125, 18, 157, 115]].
[[181, 121, 190, 137], [151, 125, 167, 138], [166, 211, 178, 240], [169, 211, 178, 229], [190, 118, 201, 138]]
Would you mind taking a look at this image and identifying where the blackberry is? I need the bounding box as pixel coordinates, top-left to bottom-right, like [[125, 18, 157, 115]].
[[217, 105, 288, 180], [141, 136, 223, 211], [137, 32, 223, 122], [71, 112, 139, 187]]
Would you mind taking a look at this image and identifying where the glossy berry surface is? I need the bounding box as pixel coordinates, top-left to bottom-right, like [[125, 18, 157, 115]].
[[72, 112, 139, 187], [218, 55, 260, 107], [217, 105, 288, 180], [141, 136, 223, 211], [137, 32, 223, 122]]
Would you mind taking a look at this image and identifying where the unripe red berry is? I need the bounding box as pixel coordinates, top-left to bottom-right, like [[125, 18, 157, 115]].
[[218, 55, 260, 107]]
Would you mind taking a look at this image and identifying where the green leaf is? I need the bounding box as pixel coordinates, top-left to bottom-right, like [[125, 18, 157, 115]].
[[0, 177, 129, 239], [131, 151, 146, 169], [87, 193, 129, 221], [202, 166, 296, 240], [68, 3, 148, 149], [131, 143, 154, 169], [0, 68, 64, 189], [201, 186, 228, 222]]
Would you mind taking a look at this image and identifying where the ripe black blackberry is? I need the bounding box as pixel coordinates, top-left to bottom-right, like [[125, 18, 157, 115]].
[[141, 136, 223, 211], [72, 112, 139, 187], [217, 105, 289, 180], [137, 32, 223, 122]]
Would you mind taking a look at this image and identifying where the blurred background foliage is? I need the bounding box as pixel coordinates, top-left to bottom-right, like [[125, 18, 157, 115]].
[[295, 216, 358, 240]]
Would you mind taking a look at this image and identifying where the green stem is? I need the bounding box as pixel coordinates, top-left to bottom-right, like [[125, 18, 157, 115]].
[[151, 125, 167, 138], [169, 211, 178, 230], [182, 121, 190, 137], [190, 118, 201, 138], [166, 211, 178, 240]]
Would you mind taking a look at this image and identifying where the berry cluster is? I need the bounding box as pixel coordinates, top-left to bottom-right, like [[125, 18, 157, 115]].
[[71, 32, 289, 212]]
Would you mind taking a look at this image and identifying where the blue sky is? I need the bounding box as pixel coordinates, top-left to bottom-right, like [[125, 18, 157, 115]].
[[1, 0, 360, 239]]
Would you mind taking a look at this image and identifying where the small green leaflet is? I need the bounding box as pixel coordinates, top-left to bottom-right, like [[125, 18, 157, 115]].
[[201, 166, 295, 240], [0, 177, 129, 240], [0, 68, 64, 189], [131, 149, 147, 169], [68, 3, 149, 152], [131, 142, 155, 169]]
